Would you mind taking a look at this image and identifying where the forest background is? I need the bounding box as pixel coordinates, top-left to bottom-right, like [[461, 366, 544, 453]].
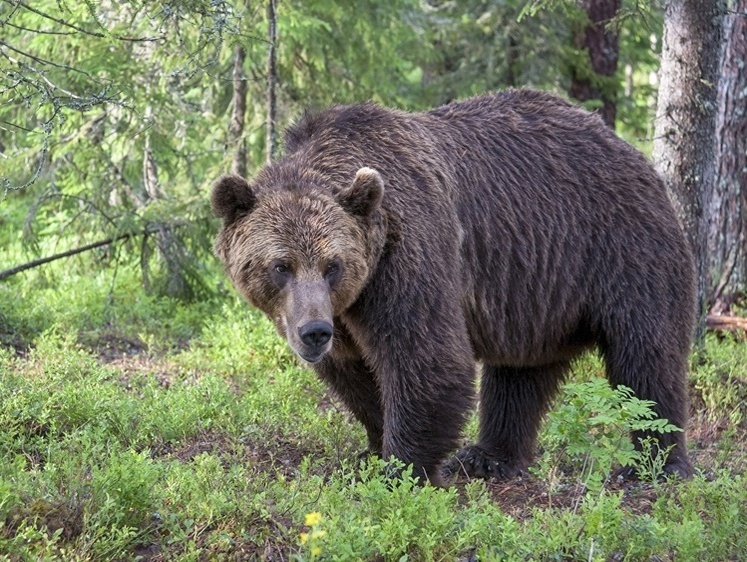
[[0, 0, 746, 560]]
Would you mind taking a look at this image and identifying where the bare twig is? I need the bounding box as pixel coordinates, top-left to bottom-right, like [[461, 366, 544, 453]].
[[0, 41, 96, 77], [3, 20, 75, 35], [0, 230, 141, 281]]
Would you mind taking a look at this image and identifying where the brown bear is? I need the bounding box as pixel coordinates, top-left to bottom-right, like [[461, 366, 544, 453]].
[[212, 89, 695, 486]]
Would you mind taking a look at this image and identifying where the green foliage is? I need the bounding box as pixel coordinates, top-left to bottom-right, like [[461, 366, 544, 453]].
[[536, 378, 682, 492], [691, 335, 747, 427], [0, 268, 746, 559], [653, 472, 747, 561], [287, 460, 527, 561], [1, 0, 246, 299], [278, 0, 432, 110]]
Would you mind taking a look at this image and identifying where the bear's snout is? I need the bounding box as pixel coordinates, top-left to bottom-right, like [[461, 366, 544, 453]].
[[284, 280, 334, 363], [298, 320, 333, 348]]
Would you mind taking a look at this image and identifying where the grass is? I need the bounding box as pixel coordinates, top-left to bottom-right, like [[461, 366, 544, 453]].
[[1, 218, 746, 559]]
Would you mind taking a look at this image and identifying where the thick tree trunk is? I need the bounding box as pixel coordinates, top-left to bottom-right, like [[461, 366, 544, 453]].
[[653, 0, 726, 344], [708, 0, 747, 313], [569, 0, 621, 128], [229, 45, 248, 178], [266, 0, 278, 164]]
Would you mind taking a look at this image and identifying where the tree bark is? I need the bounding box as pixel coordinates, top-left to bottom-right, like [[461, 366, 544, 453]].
[[229, 45, 248, 178], [708, 0, 747, 313], [266, 0, 278, 164], [142, 105, 164, 201], [569, 0, 622, 128], [653, 0, 726, 344]]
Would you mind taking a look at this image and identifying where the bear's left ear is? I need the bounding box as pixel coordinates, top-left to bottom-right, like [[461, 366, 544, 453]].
[[337, 167, 384, 217], [211, 175, 257, 224]]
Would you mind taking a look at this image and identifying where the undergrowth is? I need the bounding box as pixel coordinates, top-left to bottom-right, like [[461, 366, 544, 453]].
[[1, 235, 746, 560]]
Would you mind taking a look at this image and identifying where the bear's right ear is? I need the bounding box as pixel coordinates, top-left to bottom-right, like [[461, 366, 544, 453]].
[[337, 167, 384, 217], [211, 175, 257, 224]]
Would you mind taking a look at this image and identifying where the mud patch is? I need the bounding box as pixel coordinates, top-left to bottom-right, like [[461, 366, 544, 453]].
[[81, 332, 149, 362], [3, 498, 85, 542]]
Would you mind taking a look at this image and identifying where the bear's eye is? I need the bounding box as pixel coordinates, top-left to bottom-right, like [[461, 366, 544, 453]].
[[325, 260, 342, 287], [269, 260, 292, 288]]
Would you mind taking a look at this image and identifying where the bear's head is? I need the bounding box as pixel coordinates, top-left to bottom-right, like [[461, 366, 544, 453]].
[[212, 167, 384, 363]]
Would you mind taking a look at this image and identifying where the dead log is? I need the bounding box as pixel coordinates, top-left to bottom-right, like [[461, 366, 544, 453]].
[[706, 313, 747, 333], [0, 228, 153, 281]]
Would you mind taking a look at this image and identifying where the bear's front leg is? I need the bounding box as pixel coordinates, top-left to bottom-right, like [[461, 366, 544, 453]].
[[367, 318, 476, 486], [376, 352, 475, 486], [314, 354, 384, 456], [350, 228, 476, 485]]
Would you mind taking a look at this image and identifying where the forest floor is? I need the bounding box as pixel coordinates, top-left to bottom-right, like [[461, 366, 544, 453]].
[[88, 330, 747, 521], [1, 183, 746, 560], [2, 284, 745, 560]]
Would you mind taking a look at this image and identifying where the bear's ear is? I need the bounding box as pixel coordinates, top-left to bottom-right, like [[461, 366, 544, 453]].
[[337, 167, 384, 217], [211, 175, 257, 224]]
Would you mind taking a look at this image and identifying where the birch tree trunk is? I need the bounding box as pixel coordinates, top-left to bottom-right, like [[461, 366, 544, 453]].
[[653, 0, 725, 343], [708, 0, 747, 313]]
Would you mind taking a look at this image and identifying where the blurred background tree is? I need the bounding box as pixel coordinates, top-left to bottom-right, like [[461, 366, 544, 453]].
[[0, 0, 743, 323]]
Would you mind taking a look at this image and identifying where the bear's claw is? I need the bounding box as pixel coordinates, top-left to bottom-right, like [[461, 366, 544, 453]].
[[443, 446, 524, 481]]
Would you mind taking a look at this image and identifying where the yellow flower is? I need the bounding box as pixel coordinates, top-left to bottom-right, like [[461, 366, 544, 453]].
[[311, 546, 322, 556], [311, 530, 327, 540], [299, 532, 309, 545], [304, 511, 323, 526]]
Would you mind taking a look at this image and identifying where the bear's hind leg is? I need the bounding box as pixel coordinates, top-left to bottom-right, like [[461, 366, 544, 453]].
[[602, 336, 693, 479], [446, 363, 567, 480]]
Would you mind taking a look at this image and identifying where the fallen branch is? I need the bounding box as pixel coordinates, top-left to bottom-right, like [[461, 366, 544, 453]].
[[706, 314, 747, 333], [1, 230, 143, 281]]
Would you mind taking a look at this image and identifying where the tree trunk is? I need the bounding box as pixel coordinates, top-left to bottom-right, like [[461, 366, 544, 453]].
[[569, 0, 621, 128], [266, 0, 278, 164], [142, 155, 193, 300], [708, 0, 747, 313], [229, 45, 248, 178], [505, 31, 520, 88], [653, 0, 726, 344]]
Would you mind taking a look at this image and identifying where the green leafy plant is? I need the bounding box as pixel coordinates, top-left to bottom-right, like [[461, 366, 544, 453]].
[[1, 278, 747, 559], [536, 378, 682, 493]]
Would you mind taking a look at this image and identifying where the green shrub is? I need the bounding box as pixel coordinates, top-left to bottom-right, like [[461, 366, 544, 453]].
[[536, 378, 682, 492]]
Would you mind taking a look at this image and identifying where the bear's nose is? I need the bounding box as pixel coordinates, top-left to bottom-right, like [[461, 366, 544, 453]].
[[298, 321, 333, 348]]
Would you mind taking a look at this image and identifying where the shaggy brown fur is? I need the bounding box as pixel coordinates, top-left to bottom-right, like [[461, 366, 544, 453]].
[[212, 90, 695, 486]]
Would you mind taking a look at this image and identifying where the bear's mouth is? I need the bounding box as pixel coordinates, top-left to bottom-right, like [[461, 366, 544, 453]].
[[292, 336, 333, 364], [299, 350, 327, 364], [286, 336, 332, 364]]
